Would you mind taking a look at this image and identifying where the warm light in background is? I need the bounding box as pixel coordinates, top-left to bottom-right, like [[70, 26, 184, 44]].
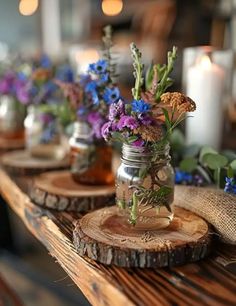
[[19, 0, 39, 16], [199, 55, 212, 70], [102, 0, 123, 16], [75, 48, 100, 74]]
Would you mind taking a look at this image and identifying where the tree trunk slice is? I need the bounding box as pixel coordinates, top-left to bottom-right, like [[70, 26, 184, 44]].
[[73, 206, 211, 268], [1, 150, 69, 176], [30, 170, 115, 212], [0, 136, 24, 152]]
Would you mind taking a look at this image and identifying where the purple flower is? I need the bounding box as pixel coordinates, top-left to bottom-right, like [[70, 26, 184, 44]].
[[87, 112, 103, 125], [103, 87, 120, 104], [39, 113, 54, 124], [108, 99, 125, 120], [101, 121, 113, 141], [16, 86, 30, 104], [132, 99, 151, 113], [117, 115, 139, 130], [138, 113, 153, 125], [0, 71, 16, 95], [132, 139, 144, 147]]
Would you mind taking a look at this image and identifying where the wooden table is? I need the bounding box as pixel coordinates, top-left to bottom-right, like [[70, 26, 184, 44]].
[[0, 168, 236, 306]]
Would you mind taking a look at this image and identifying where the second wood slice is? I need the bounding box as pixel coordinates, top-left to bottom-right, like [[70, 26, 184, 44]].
[[1, 150, 69, 175], [73, 206, 211, 268], [30, 170, 115, 211]]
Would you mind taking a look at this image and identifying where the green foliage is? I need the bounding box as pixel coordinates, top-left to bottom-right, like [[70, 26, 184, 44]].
[[179, 157, 198, 173], [202, 153, 228, 170], [130, 43, 144, 100], [199, 146, 217, 164]]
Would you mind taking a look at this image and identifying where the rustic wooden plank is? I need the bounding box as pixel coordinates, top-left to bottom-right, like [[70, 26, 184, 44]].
[[0, 168, 236, 306]]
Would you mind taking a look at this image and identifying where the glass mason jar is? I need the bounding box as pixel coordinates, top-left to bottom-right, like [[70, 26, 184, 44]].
[[116, 143, 175, 229], [0, 95, 25, 139], [24, 105, 65, 159], [69, 121, 114, 185]]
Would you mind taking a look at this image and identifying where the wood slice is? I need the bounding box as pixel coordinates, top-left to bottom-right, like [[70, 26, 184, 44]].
[[30, 170, 115, 212], [1, 150, 69, 176], [73, 206, 211, 268], [0, 136, 24, 152]]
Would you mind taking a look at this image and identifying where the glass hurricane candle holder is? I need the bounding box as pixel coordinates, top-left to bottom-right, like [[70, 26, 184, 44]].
[[24, 105, 65, 160], [116, 143, 175, 229], [69, 121, 114, 185], [0, 95, 25, 140]]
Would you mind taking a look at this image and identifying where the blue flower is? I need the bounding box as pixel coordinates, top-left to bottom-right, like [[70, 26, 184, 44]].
[[103, 87, 120, 104], [175, 170, 192, 184], [224, 176, 236, 194], [40, 54, 52, 68], [56, 65, 74, 83], [97, 73, 109, 85], [85, 81, 97, 93], [131, 99, 151, 113], [88, 60, 108, 74], [91, 91, 99, 105]]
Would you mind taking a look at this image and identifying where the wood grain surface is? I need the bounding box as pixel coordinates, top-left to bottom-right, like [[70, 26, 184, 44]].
[[30, 170, 115, 212], [1, 150, 69, 175], [0, 168, 236, 306], [74, 206, 211, 268]]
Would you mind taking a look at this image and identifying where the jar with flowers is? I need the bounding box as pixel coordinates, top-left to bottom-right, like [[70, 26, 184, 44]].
[[17, 55, 75, 159], [0, 70, 26, 140], [57, 26, 119, 185], [102, 44, 196, 229]]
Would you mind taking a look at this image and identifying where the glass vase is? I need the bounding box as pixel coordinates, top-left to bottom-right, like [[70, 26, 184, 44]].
[[0, 95, 25, 140], [116, 143, 175, 229], [24, 105, 65, 160], [69, 121, 114, 185]]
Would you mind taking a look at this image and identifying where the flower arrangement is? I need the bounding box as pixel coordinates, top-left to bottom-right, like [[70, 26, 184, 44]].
[[102, 44, 196, 150], [100, 44, 196, 224], [57, 25, 120, 140]]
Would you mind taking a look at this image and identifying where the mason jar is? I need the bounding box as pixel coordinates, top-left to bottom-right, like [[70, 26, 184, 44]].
[[116, 143, 175, 229], [0, 95, 25, 139], [24, 105, 65, 160], [69, 121, 114, 185]]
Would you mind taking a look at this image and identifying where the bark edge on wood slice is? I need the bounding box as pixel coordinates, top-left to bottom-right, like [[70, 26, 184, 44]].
[[73, 206, 212, 268], [30, 170, 115, 212], [1, 150, 69, 175]]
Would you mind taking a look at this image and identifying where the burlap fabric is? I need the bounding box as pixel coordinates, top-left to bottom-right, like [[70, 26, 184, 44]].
[[175, 185, 236, 244]]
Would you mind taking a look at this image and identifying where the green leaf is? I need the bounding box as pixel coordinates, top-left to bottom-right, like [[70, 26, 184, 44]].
[[179, 157, 198, 173], [196, 165, 212, 183], [127, 136, 138, 143], [145, 63, 154, 90], [199, 146, 217, 164], [183, 144, 201, 158], [222, 150, 236, 162], [230, 160, 236, 172], [162, 108, 171, 130], [227, 166, 234, 178], [169, 129, 185, 152], [202, 153, 228, 170]]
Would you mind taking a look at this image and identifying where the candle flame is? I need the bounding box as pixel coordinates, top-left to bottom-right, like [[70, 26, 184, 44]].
[[198, 55, 212, 70]]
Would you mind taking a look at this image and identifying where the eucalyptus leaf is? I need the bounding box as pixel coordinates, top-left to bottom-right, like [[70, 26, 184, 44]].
[[199, 146, 217, 164], [196, 165, 212, 183], [222, 150, 236, 162], [202, 153, 228, 170], [179, 157, 198, 173], [183, 144, 201, 158], [227, 166, 234, 178], [230, 160, 236, 172]]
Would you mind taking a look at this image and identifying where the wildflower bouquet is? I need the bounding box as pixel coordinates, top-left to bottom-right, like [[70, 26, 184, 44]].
[[57, 26, 120, 141], [102, 43, 196, 150]]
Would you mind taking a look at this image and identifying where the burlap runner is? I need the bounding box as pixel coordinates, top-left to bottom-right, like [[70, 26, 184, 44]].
[[175, 185, 236, 244]]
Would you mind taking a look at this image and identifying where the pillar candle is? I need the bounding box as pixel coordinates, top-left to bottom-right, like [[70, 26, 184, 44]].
[[186, 55, 225, 150]]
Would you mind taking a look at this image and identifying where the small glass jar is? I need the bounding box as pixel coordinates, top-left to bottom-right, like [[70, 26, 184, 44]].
[[116, 143, 175, 229], [69, 121, 114, 185], [24, 105, 64, 159], [0, 95, 25, 140]]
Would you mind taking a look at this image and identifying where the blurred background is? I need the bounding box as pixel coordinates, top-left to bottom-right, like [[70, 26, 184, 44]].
[[0, 0, 236, 305]]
